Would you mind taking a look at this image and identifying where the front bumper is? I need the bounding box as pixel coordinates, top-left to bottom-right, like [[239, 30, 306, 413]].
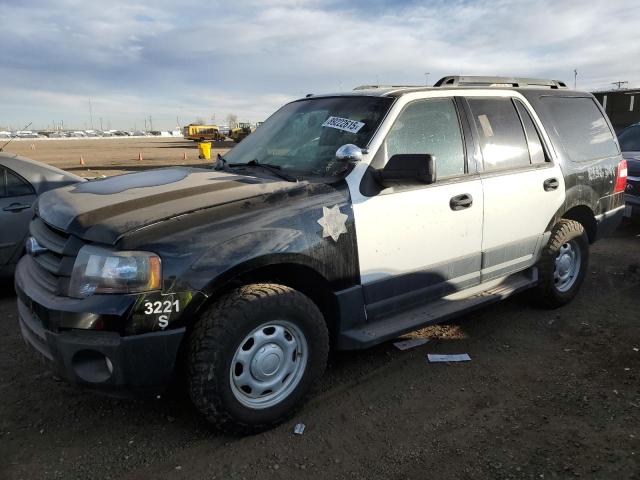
[[15, 256, 185, 394]]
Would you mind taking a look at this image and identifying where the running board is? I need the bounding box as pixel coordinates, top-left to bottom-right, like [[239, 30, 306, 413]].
[[337, 269, 537, 350]]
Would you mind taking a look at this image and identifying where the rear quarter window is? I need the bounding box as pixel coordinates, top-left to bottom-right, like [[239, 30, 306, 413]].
[[542, 96, 619, 162]]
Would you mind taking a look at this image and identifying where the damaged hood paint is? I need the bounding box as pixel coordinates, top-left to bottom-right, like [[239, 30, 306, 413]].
[[37, 167, 304, 244]]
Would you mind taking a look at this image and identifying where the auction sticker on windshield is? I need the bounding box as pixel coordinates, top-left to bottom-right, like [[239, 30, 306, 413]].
[[322, 116, 365, 134]]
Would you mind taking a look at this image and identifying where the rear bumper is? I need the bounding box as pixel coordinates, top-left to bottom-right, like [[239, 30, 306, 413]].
[[624, 193, 640, 218], [15, 257, 185, 395]]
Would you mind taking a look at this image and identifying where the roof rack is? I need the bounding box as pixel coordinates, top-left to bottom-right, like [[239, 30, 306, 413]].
[[353, 85, 422, 90], [433, 76, 568, 89]]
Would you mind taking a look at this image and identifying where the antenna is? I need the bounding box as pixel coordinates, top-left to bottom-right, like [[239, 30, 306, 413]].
[[611, 81, 628, 89], [0, 121, 32, 152], [89, 97, 94, 130]]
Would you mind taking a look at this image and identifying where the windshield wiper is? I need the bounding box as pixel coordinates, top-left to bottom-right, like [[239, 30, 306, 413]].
[[236, 159, 298, 182], [213, 154, 231, 171]]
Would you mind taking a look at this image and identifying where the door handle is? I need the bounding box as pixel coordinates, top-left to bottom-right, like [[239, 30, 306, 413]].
[[543, 178, 559, 191], [3, 203, 31, 212], [450, 194, 473, 211]]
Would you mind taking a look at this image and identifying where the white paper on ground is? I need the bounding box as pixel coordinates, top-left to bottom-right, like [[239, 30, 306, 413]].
[[427, 353, 471, 363], [393, 338, 430, 351]]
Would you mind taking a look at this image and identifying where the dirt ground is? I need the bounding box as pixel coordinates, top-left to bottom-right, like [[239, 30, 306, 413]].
[[0, 139, 639, 479], [2, 137, 231, 177]]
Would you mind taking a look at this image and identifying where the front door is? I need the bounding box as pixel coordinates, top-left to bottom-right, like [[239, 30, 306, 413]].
[[0, 167, 36, 267], [350, 97, 484, 319]]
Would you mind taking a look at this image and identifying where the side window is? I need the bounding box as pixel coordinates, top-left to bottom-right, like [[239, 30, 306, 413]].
[[0, 168, 6, 197], [618, 125, 640, 152], [514, 100, 547, 164], [541, 96, 619, 162], [384, 98, 465, 178], [4, 168, 33, 197], [468, 98, 530, 171]]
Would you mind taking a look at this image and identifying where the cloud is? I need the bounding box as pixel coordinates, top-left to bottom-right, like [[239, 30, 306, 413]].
[[0, 0, 638, 129]]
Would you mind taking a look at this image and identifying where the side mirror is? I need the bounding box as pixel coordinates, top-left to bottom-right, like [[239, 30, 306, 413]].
[[335, 144, 364, 163], [378, 154, 436, 187]]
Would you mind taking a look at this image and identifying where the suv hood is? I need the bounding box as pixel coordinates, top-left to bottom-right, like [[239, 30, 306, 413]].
[[37, 167, 302, 244]]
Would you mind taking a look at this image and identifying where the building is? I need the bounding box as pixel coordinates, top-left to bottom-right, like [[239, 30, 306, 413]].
[[592, 88, 640, 133]]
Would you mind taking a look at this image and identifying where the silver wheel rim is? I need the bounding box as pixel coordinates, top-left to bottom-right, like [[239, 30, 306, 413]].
[[230, 320, 308, 409], [553, 240, 581, 293]]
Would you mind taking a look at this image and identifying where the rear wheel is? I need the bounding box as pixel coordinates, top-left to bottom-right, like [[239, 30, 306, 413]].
[[533, 219, 589, 308], [187, 283, 329, 434]]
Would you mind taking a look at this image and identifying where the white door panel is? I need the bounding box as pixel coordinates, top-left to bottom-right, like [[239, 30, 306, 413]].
[[480, 165, 565, 262], [353, 179, 484, 284]]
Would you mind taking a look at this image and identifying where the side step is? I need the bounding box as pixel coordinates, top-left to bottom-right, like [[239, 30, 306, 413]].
[[338, 269, 537, 350]]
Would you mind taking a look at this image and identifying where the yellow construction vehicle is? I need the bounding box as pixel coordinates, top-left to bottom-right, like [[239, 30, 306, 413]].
[[183, 124, 225, 142], [229, 122, 253, 143]]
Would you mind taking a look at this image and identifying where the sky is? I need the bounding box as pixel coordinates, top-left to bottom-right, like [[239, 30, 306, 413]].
[[0, 0, 638, 131]]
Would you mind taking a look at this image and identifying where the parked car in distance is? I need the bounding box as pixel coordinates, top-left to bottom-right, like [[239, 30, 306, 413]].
[[16, 131, 40, 139], [16, 76, 626, 434], [0, 153, 84, 277], [618, 123, 640, 218]]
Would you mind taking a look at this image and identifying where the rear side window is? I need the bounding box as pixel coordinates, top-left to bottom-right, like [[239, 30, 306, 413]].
[[468, 98, 530, 171], [542, 97, 619, 162], [514, 100, 547, 164], [0, 168, 5, 197], [2, 168, 34, 197]]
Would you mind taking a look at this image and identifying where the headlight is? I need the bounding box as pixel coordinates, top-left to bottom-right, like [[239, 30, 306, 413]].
[[69, 245, 161, 298]]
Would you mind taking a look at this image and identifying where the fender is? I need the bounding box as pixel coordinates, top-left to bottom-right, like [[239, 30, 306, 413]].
[[124, 180, 362, 333], [546, 182, 600, 234]]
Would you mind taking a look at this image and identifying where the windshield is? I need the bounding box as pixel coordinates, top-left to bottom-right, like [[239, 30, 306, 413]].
[[618, 125, 640, 152], [223, 96, 394, 176]]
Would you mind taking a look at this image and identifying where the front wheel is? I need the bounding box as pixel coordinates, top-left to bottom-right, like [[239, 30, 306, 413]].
[[533, 219, 589, 308], [187, 284, 329, 434]]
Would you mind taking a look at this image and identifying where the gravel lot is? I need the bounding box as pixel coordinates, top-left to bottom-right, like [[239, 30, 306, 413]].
[[0, 138, 638, 479], [1, 137, 230, 177]]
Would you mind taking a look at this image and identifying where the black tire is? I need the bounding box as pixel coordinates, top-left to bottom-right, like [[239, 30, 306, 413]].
[[533, 219, 589, 308], [187, 283, 329, 434]]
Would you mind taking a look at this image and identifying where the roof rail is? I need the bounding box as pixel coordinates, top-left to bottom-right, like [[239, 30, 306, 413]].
[[433, 76, 568, 89], [353, 85, 422, 90]]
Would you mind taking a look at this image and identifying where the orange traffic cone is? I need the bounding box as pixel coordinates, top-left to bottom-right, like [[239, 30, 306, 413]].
[[80, 156, 85, 166], [138, 152, 143, 161]]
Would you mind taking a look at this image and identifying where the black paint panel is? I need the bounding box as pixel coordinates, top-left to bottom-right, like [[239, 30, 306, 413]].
[[362, 253, 481, 320]]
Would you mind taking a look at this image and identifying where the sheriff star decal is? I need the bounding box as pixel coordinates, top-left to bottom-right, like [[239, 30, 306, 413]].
[[317, 205, 348, 242]]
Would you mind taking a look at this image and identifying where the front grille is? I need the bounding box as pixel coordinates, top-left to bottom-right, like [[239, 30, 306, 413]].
[[28, 216, 85, 296]]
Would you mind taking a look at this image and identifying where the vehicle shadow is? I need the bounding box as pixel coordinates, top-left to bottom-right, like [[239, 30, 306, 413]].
[[615, 217, 640, 237], [0, 278, 16, 299]]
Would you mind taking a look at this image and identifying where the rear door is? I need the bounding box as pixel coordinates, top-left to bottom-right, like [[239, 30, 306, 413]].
[[464, 96, 565, 281], [0, 167, 36, 266]]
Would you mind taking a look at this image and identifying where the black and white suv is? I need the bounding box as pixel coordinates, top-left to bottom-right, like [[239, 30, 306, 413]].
[[16, 76, 627, 433]]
